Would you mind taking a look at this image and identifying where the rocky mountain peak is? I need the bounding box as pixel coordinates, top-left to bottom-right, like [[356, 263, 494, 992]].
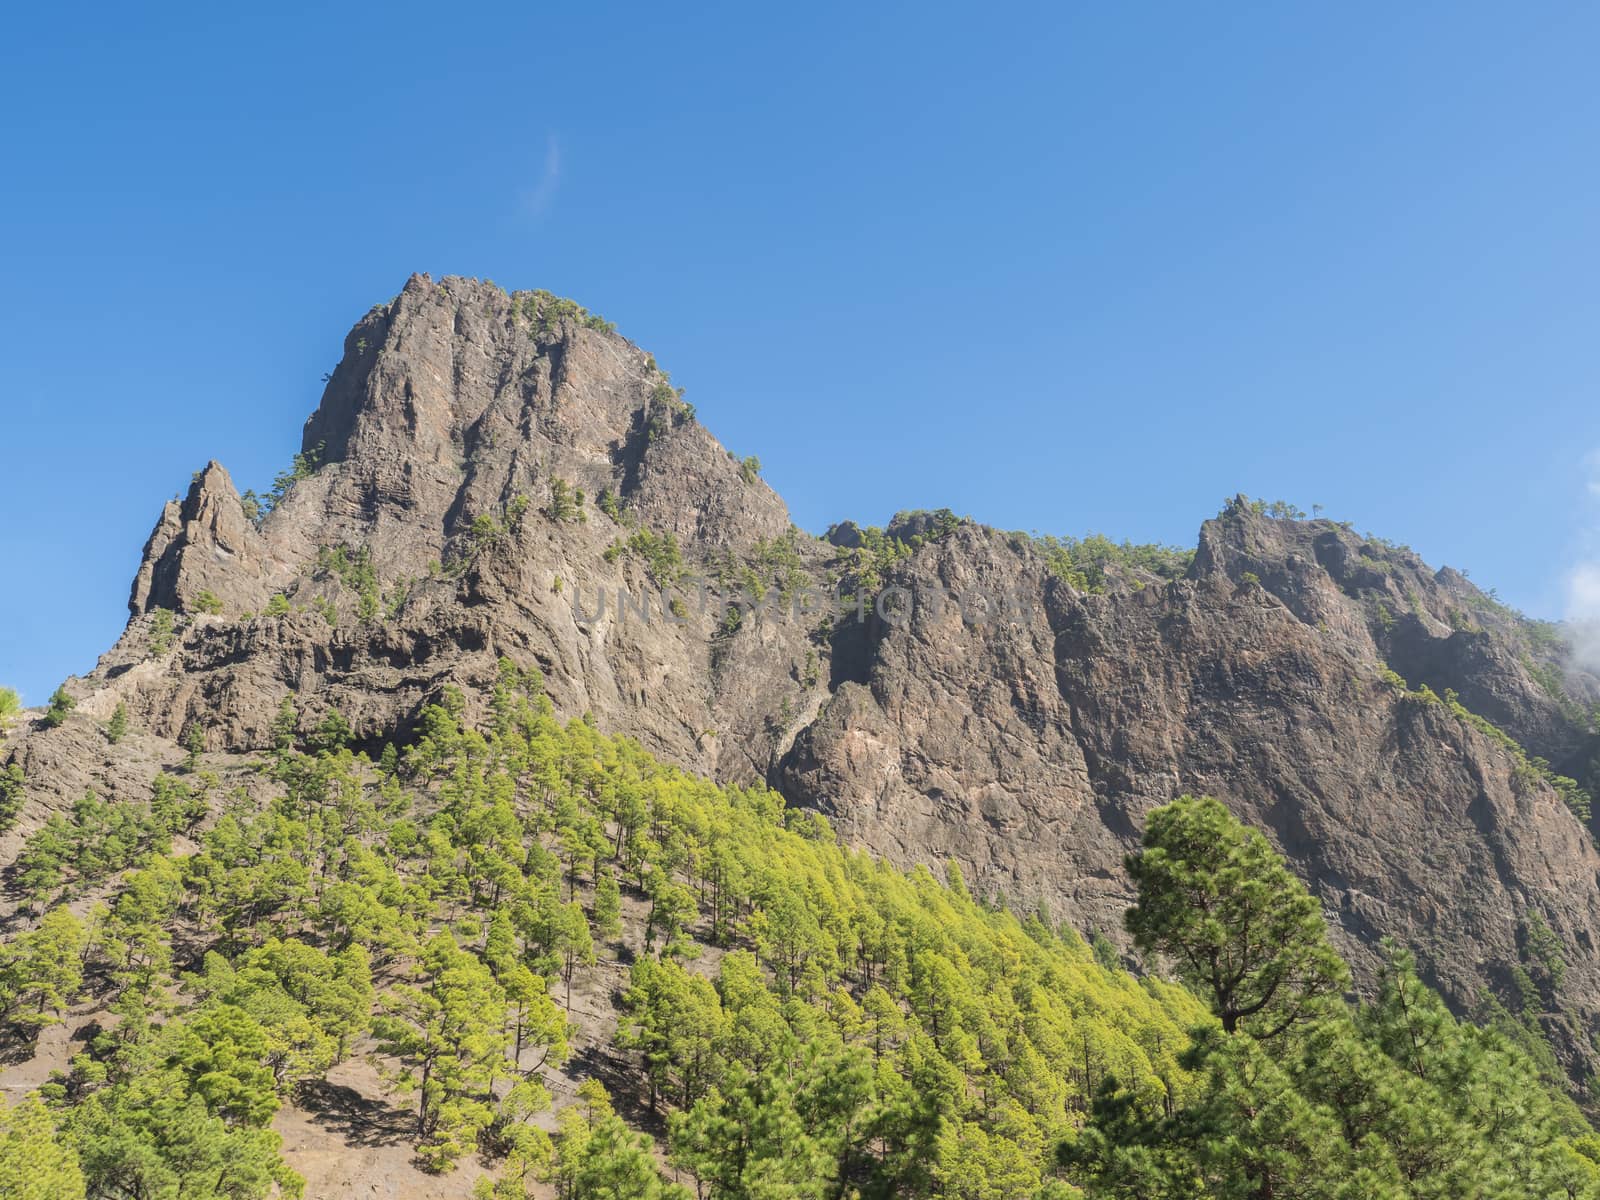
[[129, 459, 268, 617], [282, 274, 790, 575], [16, 278, 1600, 1084], [129, 273, 797, 622]]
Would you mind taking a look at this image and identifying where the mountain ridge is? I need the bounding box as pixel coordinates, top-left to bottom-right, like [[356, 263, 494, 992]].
[[8, 271, 1600, 1083]]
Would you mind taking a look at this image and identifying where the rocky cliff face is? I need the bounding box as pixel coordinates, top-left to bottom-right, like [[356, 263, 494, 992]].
[[784, 517, 1600, 1067], [9, 273, 1600, 1076], [98, 275, 821, 779]]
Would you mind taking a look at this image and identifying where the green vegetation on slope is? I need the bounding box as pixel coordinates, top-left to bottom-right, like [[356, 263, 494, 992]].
[[0, 672, 1595, 1199], [241, 441, 324, 529], [1381, 666, 1595, 824], [829, 509, 965, 597], [511, 288, 616, 337], [1072, 795, 1600, 1198], [1025, 533, 1194, 594]]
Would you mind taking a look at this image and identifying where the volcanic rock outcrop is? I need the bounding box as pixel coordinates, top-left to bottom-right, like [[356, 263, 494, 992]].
[[9, 273, 1600, 1075]]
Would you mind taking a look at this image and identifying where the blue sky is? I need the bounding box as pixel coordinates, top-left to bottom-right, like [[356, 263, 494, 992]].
[[3, 2, 1599, 703]]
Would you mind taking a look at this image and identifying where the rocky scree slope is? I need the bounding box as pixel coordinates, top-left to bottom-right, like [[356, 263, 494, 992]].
[[8, 273, 1600, 1078]]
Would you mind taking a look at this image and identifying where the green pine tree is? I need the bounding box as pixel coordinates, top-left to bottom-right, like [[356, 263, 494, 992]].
[[0, 1093, 86, 1200], [105, 702, 129, 745], [42, 686, 75, 729], [1124, 795, 1348, 1039]]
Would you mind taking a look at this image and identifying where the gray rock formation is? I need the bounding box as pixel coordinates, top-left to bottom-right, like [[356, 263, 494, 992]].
[[8, 273, 1600, 1078], [130, 461, 271, 617], [785, 518, 1600, 1069]]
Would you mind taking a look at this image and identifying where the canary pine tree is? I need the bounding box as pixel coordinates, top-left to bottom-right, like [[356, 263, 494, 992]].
[[2, 673, 1597, 1197]]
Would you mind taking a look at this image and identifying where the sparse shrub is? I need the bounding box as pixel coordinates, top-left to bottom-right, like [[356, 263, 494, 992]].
[[149, 608, 176, 655], [182, 722, 205, 772], [251, 442, 325, 527], [316, 543, 381, 622], [0, 762, 23, 834], [106, 703, 129, 745], [1520, 910, 1568, 1004], [1029, 531, 1193, 593], [310, 708, 353, 753], [385, 581, 411, 620], [193, 589, 223, 616], [272, 694, 298, 753], [646, 374, 694, 440], [746, 531, 807, 600], [42, 686, 75, 729], [624, 527, 682, 584], [1219, 494, 1307, 520], [547, 480, 586, 522], [470, 514, 504, 549], [512, 289, 615, 337]]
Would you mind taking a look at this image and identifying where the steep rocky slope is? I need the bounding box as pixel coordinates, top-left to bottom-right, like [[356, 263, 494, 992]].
[[7, 272, 1600, 1076], [785, 516, 1600, 1068]]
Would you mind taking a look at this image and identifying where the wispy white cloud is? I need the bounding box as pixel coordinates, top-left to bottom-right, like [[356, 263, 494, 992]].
[[521, 135, 562, 219], [1586, 449, 1600, 500], [1564, 450, 1600, 670]]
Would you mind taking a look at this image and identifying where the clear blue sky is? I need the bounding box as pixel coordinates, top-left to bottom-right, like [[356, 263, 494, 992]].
[[4, 2, 1599, 703]]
